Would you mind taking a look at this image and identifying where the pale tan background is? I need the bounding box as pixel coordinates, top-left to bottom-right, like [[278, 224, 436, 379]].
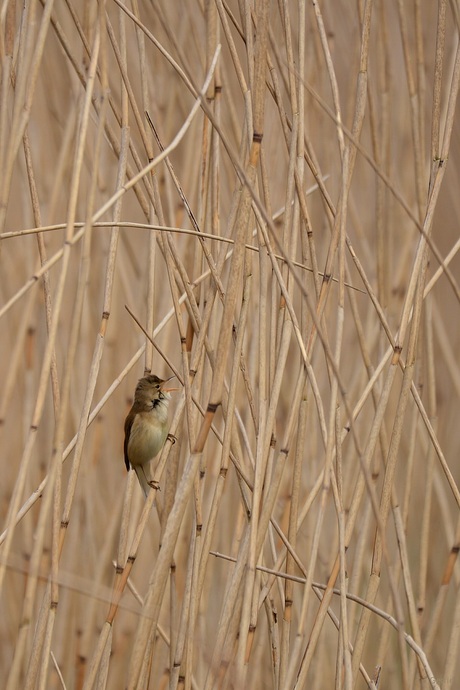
[[0, 1, 460, 689]]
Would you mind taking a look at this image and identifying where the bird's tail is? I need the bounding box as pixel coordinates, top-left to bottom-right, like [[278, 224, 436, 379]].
[[133, 464, 152, 498]]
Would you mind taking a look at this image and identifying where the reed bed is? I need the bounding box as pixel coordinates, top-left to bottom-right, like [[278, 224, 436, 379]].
[[1, 1, 460, 688]]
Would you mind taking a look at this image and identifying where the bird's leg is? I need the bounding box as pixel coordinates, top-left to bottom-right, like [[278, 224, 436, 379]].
[[140, 465, 161, 492]]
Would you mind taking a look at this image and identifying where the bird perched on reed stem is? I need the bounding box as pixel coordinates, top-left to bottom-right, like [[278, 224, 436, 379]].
[[124, 374, 176, 496]]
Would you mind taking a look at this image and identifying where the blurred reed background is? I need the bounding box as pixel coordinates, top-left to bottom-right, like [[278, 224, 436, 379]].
[[1, 1, 460, 688]]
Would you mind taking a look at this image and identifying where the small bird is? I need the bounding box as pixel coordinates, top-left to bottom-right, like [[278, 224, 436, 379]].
[[124, 374, 176, 496]]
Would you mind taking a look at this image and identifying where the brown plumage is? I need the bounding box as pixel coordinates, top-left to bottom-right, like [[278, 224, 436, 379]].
[[124, 374, 176, 496]]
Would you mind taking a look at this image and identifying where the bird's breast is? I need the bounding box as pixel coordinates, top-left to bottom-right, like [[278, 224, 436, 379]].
[[127, 411, 168, 466]]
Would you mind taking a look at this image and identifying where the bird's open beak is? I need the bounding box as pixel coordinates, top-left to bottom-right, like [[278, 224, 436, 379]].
[[160, 375, 179, 393]]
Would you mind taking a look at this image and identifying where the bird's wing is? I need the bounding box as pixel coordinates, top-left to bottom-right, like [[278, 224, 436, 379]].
[[124, 413, 134, 471]]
